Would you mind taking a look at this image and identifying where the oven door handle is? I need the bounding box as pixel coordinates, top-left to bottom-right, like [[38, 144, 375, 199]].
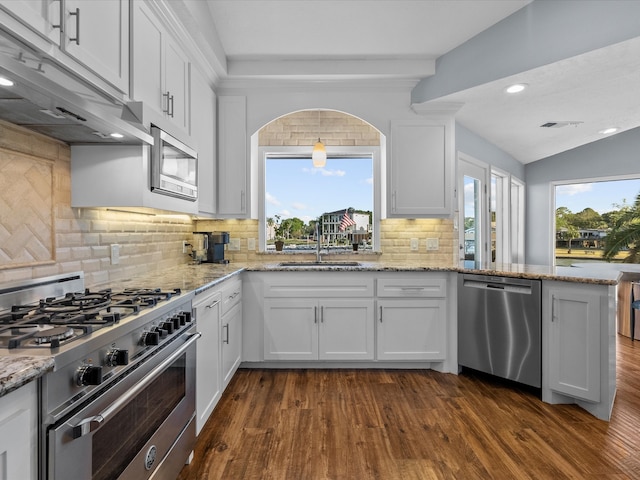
[[72, 331, 202, 439]]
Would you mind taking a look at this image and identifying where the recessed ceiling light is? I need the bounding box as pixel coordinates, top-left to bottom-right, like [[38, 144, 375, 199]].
[[505, 83, 528, 94], [0, 77, 15, 87], [110, 132, 124, 139], [599, 127, 618, 135]]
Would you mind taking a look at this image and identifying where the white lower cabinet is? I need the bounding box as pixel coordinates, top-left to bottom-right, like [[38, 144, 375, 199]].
[[220, 279, 243, 388], [376, 274, 448, 361], [544, 282, 602, 402], [193, 290, 221, 435], [377, 298, 446, 360], [0, 382, 37, 480], [264, 298, 374, 360], [221, 300, 242, 387], [193, 277, 242, 434]]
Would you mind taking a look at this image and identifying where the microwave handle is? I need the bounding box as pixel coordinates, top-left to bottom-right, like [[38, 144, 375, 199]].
[[71, 331, 201, 439]]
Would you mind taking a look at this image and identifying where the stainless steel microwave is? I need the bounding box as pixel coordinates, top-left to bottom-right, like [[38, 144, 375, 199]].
[[150, 126, 198, 201]]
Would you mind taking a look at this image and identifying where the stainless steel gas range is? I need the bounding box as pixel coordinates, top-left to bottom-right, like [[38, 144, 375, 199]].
[[0, 272, 199, 480]]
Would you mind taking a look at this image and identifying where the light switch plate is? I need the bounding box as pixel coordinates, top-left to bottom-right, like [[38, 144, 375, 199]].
[[248, 238, 256, 251], [110, 244, 120, 264], [410, 238, 419, 251], [426, 238, 439, 251], [229, 238, 240, 251]]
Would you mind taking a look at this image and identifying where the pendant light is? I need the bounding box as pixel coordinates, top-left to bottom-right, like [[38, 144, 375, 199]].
[[312, 138, 326, 168]]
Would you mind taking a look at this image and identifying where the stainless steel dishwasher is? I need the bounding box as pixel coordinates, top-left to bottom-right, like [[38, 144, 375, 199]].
[[458, 273, 541, 388]]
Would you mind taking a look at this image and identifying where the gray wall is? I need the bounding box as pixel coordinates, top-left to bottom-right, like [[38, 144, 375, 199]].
[[525, 127, 640, 265], [456, 123, 524, 179]]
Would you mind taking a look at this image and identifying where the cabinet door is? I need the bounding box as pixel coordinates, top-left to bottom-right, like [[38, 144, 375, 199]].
[[319, 299, 374, 360], [547, 289, 601, 402], [377, 299, 447, 360], [0, 382, 37, 480], [217, 96, 247, 217], [221, 301, 242, 387], [194, 293, 221, 435], [164, 36, 190, 133], [0, 0, 61, 44], [132, 1, 163, 111], [192, 67, 216, 215], [264, 299, 317, 360], [389, 118, 452, 216], [63, 0, 129, 92]]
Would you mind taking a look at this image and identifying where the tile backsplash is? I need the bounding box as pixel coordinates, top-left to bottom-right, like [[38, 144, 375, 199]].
[[0, 120, 456, 287], [194, 218, 456, 266], [0, 121, 193, 287]]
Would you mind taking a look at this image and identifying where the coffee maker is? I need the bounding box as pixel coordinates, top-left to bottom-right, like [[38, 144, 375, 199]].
[[192, 231, 230, 264]]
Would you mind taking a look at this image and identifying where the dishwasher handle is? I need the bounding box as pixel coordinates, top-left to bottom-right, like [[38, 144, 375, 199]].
[[462, 279, 532, 295]]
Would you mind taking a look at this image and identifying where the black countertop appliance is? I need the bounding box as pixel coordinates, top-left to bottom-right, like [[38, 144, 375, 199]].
[[193, 231, 230, 264]]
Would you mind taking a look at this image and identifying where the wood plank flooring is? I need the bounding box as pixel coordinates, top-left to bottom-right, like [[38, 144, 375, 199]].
[[178, 335, 640, 479]]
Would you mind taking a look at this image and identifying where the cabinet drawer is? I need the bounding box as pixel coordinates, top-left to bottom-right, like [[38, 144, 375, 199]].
[[220, 279, 242, 316], [376, 277, 446, 298], [263, 273, 374, 298]]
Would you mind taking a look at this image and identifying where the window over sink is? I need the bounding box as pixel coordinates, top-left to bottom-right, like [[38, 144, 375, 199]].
[[258, 146, 381, 252]]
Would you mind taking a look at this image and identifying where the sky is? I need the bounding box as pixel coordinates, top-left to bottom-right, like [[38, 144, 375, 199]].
[[266, 157, 373, 223], [555, 179, 640, 214]]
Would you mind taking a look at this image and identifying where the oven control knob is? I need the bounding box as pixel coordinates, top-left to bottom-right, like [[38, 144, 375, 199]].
[[141, 330, 160, 346], [105, 348, 129, 367], [172, 316, 181, 329], [182, 311, 192, 323], [76, 364, 103, 387], [153, 326, 167, 338], [162, 321, 175, 334], [177, 313, 186, 326]]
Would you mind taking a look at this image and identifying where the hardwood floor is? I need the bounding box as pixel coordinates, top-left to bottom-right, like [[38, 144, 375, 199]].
[[178, 335, 640, 479]]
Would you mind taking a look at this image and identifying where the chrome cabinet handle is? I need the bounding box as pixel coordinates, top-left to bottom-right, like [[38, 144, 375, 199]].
[[206, 300, 220, 309], [379, 305, 383, 323], [68, 8, 80, 44], [320, 305, 324, 323], [52, 0, 62, 31], [223, 324, 229, 344], [71, 331, 201, 439], [163, 91, 173, 115], [314, 306, 317, 324]]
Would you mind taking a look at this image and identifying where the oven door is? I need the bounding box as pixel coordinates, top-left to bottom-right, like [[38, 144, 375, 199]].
[[48, 331, 200, 480]]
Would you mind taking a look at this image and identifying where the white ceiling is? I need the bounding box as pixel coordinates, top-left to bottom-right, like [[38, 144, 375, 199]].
[[204, 0, 640, 164]]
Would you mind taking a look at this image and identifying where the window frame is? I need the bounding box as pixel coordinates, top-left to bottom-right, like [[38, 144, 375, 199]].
[[258, 145, 381, 252]]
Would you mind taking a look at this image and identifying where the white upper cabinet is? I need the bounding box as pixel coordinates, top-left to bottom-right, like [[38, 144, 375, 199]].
[[191, 67, 216, 215], [217, 96, 248, 217], [0, 0, 61, 44], [389, 115, 454, 217], [132, 1, 191, 135], [0, 0, 128, 95], [62, 0, 129, 93]]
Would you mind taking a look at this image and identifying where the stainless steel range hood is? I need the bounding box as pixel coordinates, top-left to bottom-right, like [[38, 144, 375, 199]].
[[0, 36, 152, 145]]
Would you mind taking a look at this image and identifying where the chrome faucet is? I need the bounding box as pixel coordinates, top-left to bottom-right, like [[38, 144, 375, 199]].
[[315, 221, 322, 263]]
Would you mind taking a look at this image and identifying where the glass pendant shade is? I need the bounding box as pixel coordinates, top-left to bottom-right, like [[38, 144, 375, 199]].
[[312, 139, 326, 168]]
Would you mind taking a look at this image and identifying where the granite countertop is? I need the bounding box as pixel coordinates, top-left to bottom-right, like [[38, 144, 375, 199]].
[[246, 259, 628, 285], [0, 356, 54, 397], [2, 258, 632, 398]]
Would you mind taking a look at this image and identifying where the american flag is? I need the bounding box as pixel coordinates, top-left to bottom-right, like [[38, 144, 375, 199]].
[[339, 209, 356, 231]]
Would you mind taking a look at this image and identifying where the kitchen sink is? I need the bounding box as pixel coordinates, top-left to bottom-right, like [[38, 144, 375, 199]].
[[278, 261, 361, 267]]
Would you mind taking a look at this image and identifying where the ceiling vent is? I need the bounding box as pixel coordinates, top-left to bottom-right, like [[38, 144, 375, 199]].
[[540, 121, 583, 128]]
